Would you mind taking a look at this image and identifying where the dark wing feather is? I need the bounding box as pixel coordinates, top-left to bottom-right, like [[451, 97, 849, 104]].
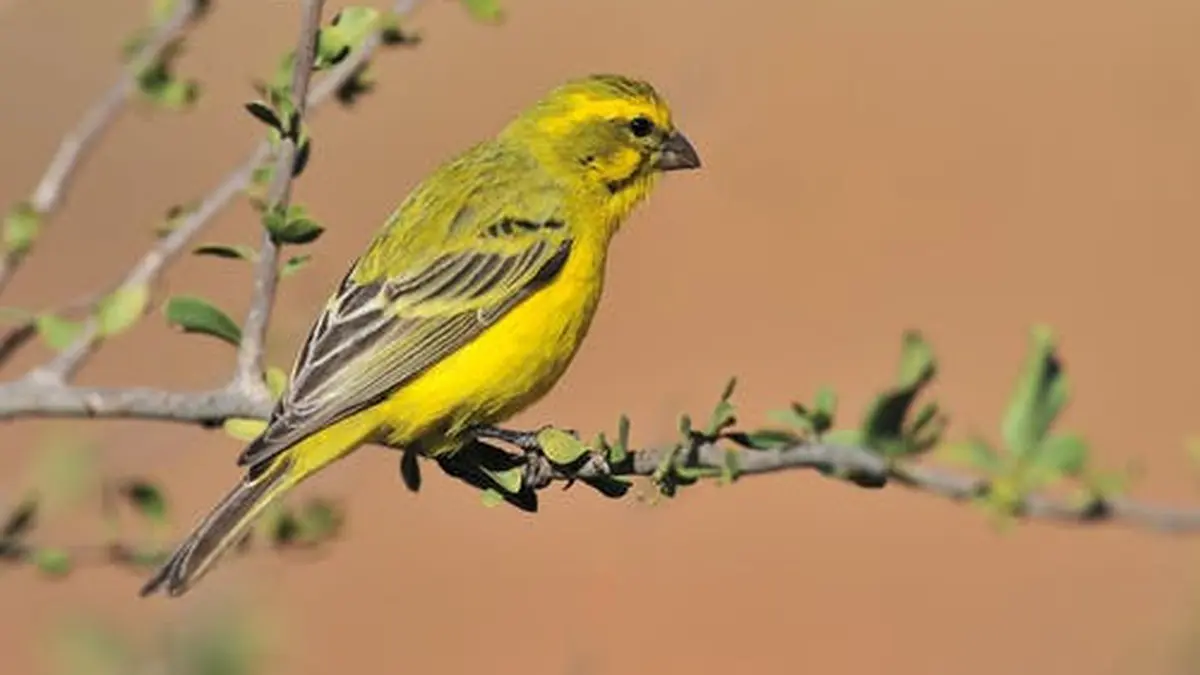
[[237, 236, 572, 470]]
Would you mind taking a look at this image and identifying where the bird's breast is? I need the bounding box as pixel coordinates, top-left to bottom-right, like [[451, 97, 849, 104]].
[[380, 237, 608, 448]]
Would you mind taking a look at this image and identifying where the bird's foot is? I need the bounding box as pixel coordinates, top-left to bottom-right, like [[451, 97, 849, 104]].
[[466, 424, 604, 489]]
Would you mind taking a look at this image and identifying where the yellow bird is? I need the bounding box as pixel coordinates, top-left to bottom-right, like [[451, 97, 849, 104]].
[[140, 73, 701, 597]]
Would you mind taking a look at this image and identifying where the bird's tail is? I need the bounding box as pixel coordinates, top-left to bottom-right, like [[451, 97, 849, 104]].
[[139, 453, 296, 598]]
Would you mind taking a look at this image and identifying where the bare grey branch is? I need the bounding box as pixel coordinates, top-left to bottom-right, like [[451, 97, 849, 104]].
[[0, 381, 269, 423]]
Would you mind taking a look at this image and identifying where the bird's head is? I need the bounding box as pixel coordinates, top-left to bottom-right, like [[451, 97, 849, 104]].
[[503, 74, 701, 197]]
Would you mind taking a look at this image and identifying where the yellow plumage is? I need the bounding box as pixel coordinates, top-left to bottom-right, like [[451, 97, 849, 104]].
[[140, 73, 701, 597]]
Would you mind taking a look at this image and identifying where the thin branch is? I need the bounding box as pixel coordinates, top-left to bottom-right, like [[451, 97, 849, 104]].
[[0, 0, 202, 294], [6, 359, 1200, 535], [232, 0, 325, 392], [24, 0, 422, 384], [504, 438, 1200, 534], [0, 381, 267, 423]]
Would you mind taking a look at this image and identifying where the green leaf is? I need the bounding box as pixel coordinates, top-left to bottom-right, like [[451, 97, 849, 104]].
[[164, 295, 242, 346], [133, 39, 200, 111], [4, 201, 40, 255], [120, 480, 167, 523], [896, 331, 936, 389], [1033, 434, 1089, 478], [265, 210, 324, 246], [480, 488, 505, 508], [608, 414, 630, 464], [262, 51, 296, 101], [823, 428, 864, 446], [400, 448, 421, 492], [271, 508, 301, 545], [674, 465, 719, 481], [292, 137, 312, 178], [734, 428, 799, 450], [244, 100, 282, 131], [249, 165, 274, 190], [702, 377, 739, 436], [280, 254, 312, 277], [156, 201, 197, 238], [194, 243, 256, 261], [482, 466, 523, 494], [767, 403, 815, 435], [35, 314, 82, 350], [535, 427, 588, 465], [300, 498, 342, 541], [459, 0, 504, 23], [814, 386, 838, 418], [860, 331, 938, 452], [910, 402, 940, 436], [984, 474, 1024, 521], [151, 0, 179, 24], [34, 547, 72, 577], [719, 376, 738, 402], [811, 385, 838, 433], [1001, 325, 1068, 460], [678, 414, 693, 439], [907, 402, 946, 453], [156, 79, 200, 109], [707, 399, 736, 435], [719, 449, 741, 484], [1, 497, 37, 540], [264, 366, 288, 399], [96, 284, 150, 337], [335, 63, 376, 107], [581, 475, 632, 499], [652, 446, 687, 494], [940, 439, 1003, 474], [317, 7, 383, 69], [223, 418, 267, 442], [379, 11, 414, 45]]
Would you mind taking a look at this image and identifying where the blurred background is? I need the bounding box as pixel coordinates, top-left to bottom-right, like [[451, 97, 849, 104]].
[[3, 0, 1200, 673]]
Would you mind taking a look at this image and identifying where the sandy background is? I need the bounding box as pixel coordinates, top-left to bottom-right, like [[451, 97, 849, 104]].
[[3, 0, 1200, 673]]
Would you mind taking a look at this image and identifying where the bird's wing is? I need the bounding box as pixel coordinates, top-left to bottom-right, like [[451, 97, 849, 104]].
[[237, 211, 572, 471]]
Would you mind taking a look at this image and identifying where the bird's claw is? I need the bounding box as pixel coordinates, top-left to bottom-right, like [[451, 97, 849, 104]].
[[466, 424, 596, 490]]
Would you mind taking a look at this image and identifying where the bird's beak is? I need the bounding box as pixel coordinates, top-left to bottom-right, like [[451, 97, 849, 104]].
[[655, 130, 701, 172]]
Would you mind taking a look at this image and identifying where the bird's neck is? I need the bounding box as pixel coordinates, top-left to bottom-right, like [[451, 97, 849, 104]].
[[601, 171, 659, 231], [500, 135, 656, 242]]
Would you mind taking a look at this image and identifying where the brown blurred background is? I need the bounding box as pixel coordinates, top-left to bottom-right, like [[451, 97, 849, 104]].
[[3, 0, 1200, 673]]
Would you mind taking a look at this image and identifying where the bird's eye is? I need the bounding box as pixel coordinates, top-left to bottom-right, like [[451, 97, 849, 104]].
[[629, 116, 654, 138]]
